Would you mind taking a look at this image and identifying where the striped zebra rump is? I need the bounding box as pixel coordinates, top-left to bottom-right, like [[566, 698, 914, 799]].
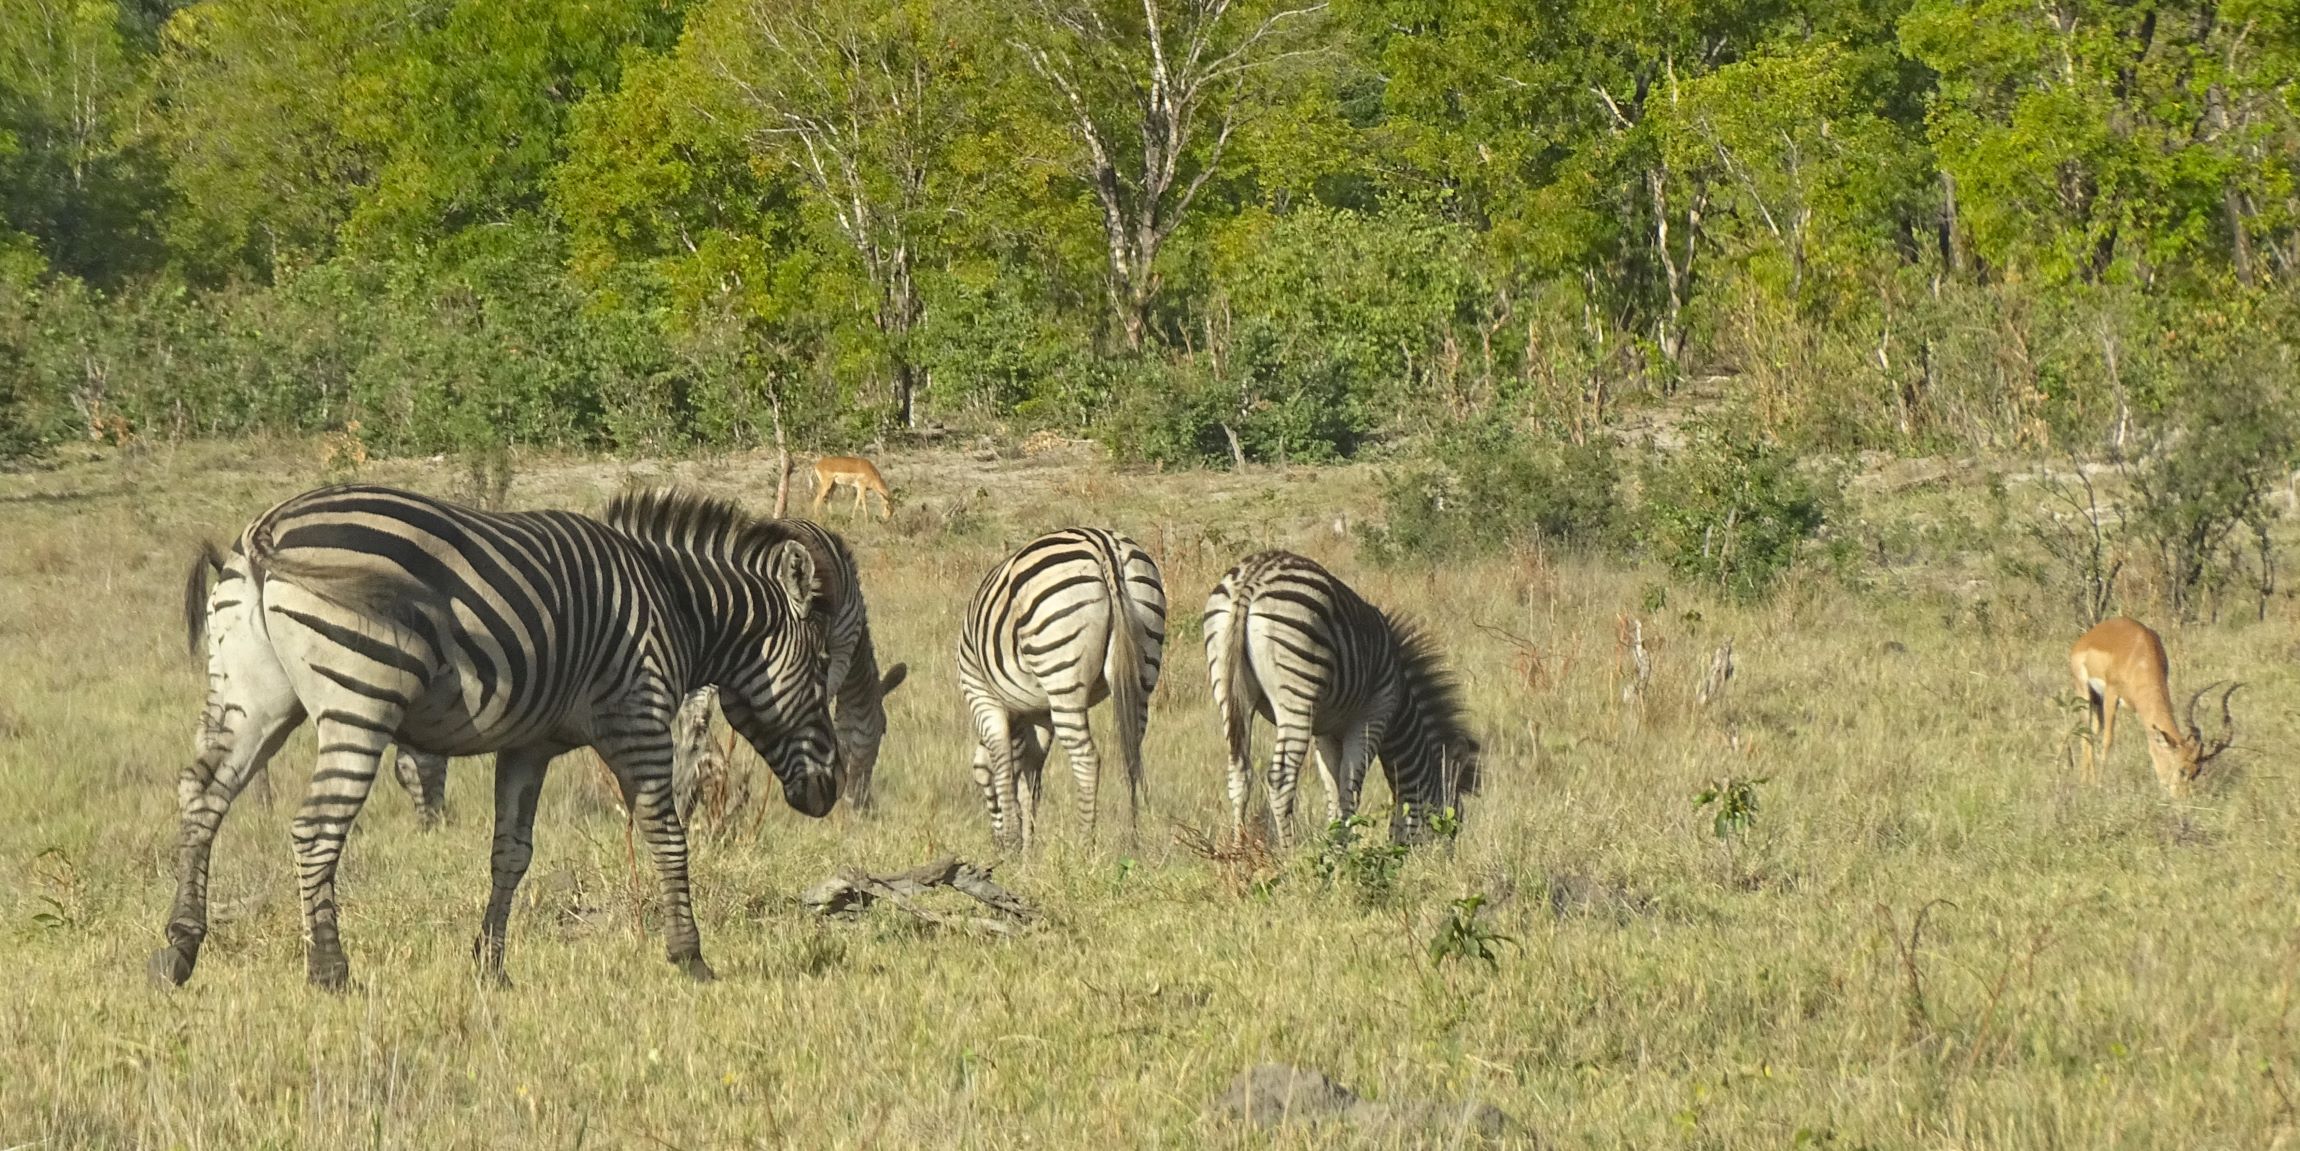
[[156, 484, 839, 991], [1204, 549, 1480, 850], [958, 527, 1166, 850]]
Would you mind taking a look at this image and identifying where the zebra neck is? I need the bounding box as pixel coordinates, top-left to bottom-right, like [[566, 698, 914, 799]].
[[634, 540, 768, 694]]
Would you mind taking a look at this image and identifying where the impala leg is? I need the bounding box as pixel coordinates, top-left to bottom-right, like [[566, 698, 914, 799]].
[[2093, 689, 2120, 784], [597, 727, 712, 981], [474, 746, 554, 986]]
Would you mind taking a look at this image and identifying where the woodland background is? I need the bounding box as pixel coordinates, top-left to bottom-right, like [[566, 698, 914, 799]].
[[1, 0, 2297, 485]]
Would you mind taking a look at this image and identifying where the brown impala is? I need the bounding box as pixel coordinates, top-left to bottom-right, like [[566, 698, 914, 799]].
[[812, 455, 893, 521], [2068, 617, 2239, 796]]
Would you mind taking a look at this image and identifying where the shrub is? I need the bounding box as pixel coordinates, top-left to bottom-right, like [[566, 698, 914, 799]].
[[2126, 372, 2297, 622], [1362, 424, 1624, 562], [1640, 422, 1837, 601]]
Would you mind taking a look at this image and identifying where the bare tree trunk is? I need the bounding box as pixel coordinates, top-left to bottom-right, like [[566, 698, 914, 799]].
[[770, 384, 792, 518], [1014, 0, 1327, 351], [2226, 185, 2255, 288]]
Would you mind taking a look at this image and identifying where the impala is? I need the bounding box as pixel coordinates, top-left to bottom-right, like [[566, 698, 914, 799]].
[[812, 455, 894, 521], [2068, 617, 2239, 797]]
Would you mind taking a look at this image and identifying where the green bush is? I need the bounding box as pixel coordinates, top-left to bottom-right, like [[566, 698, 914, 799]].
[[2125, 340, 2298, 622], [1362, 424, 1623, 562], [1640, 423, 1836, 601]]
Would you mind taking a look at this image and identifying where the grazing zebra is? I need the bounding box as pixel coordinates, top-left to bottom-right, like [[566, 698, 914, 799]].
[[388, 516, 909, 818], [959, 528, 1166, 850], [156, 484, 840, 991], [1204, 550, 1480, 850]]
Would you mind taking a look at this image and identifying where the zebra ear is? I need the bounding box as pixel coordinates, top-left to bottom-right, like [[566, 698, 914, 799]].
[[768, 540, 821, 619]]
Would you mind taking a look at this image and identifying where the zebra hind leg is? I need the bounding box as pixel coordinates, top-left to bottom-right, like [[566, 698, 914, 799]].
[[474, 746, 554, 986], [393, 747, 449, 829], [970, 706, 1023, 853], [1265, 722, 1315, 854], [1015, 722, 1052, 852], [598, 730, 714, 981], [292, 712, 397, 990], [1046, 702, 1102, 845], [151, 690, 304, 987]]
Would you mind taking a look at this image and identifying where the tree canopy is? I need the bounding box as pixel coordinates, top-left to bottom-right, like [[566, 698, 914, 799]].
[[2, 0, 2295, 460]]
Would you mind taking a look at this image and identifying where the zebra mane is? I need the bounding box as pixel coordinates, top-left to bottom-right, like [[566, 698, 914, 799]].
[[604, 487, 788, 562], [602, 486, 847, 616], [1385, 611, 1482, 794]]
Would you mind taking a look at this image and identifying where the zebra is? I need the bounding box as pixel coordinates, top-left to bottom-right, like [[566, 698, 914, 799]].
[[958, 528, 1166, 850], [1204, 550, 1480, 850], [155, 484, 841, 991], [386, 516, 909, 821]]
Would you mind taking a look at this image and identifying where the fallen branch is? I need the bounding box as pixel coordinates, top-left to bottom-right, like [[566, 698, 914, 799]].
[[800, 856, 1037, 937]]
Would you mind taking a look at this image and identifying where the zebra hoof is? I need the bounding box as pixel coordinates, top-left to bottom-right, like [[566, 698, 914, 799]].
[[307, 955, 351, 993], [147, 946, 195, 988], [675, 955, 717, 983]]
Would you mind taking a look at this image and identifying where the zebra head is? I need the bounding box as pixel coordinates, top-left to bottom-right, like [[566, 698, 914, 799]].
[[715, 539, 841, 817]]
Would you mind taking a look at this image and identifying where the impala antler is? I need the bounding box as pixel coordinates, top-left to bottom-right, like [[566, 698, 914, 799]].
[[2185, 680, 2244, 764]]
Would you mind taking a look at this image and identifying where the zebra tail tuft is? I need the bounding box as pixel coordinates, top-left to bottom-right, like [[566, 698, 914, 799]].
[[1098, 538, 1150, 827], [183, 541, 225, 658]]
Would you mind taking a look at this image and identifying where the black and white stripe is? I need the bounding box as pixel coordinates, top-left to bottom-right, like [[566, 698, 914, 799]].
[[390, 517, 908, 819], [958, 528, 1165, 849], [155, 484, 839, 990], [1204, 550, 1480, 849]]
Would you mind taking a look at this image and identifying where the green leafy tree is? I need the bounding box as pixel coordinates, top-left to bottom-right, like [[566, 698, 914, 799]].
[[695, 0, 983, 428]]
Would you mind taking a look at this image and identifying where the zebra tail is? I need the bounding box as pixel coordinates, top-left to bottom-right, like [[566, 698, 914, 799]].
[[183, 541, 225, 658], [1098, 538, 1150, 827], [1219, 580, 1254, 777]]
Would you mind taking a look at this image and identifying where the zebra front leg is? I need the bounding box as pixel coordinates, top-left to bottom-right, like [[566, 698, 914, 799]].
[[292, 713, 396, 990], [1046, 702, 1102, 844], [474, 746, 554, 986], [598, 731, 713, 981], [1265, 722, 1315, 854], [1314, 735, 1348, 828], [1326, 722, 1382, 834], [393, 747, 449, 829], [151, 694, 303, 987]]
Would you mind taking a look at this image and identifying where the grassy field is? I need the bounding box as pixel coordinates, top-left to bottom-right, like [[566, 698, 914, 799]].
[[4, 438, 2299, 1148]]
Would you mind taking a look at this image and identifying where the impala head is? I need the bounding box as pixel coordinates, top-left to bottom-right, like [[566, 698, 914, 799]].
[[716, 538, 841, 817], [2166, 680, 2243, 789]]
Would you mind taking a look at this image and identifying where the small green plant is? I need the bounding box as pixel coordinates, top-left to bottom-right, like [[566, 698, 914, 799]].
[[1315, 813, 1408, 901], [1693, 776, 1771, 838], [1423, 806, 1464, 845], [1428, 895, 1515, 970]]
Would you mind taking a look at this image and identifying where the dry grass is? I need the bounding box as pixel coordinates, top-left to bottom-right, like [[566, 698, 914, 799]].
[[3, 439, 2299, 1147]]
